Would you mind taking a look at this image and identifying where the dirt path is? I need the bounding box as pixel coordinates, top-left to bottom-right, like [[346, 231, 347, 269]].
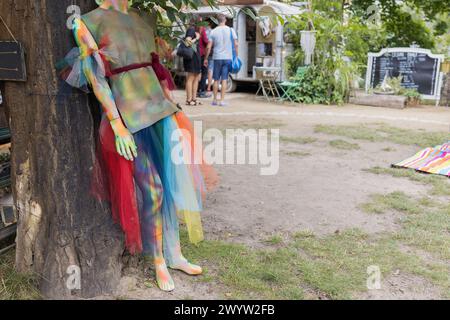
[[116, 92, 449, 300]]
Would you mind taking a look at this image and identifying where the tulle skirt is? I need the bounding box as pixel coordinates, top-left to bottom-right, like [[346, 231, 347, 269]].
[[93, 112, 217, 254]]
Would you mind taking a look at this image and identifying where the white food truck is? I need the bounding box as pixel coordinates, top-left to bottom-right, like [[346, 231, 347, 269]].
[[174, 1, 307, 91]]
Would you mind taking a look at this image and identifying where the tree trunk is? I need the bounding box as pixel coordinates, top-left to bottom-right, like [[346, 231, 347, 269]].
[[0, 0, 124, 298]]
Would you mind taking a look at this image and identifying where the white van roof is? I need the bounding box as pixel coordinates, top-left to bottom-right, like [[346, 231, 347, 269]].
[[190, 0, 307, 17]]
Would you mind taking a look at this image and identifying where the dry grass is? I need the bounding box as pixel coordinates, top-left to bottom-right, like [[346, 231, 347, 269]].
[[0, 249, 41, 300]]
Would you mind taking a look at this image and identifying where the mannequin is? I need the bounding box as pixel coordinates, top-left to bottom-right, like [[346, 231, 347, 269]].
[[61, 0, 213, 291]]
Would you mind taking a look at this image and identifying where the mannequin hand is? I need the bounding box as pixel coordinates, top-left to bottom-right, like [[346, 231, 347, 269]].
[[110, 118, 138, 161]]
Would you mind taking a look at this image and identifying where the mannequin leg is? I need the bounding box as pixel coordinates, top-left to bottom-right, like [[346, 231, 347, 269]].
[[134, 153, 175, 291], [161, 198, 202, 275]]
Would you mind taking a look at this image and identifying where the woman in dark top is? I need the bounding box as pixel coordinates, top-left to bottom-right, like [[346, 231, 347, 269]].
[[184, 18, 202, 106]]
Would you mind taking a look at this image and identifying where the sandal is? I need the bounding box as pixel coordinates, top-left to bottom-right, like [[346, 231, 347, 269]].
[[186, 100, 196, 106], [193, 99, 202, 106]]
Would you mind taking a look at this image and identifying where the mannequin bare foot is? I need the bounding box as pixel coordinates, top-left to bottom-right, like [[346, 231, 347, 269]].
[[169, 257, 203, 276], [155, 258, 175, 291]]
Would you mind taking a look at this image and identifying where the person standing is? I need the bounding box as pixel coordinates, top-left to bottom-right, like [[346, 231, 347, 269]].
[[204, 14, 238, 106], [205, 20, 215, 94], [197, 18, 211, 98], [183, 18, 202, 106]]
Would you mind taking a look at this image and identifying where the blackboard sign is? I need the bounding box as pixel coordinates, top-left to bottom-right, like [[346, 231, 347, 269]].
[[365, 48, 444, 100], [0, 41, 27, 81]]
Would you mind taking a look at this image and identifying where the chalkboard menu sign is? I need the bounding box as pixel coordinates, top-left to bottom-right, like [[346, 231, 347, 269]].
[[0, 41, 27, 81], [365, 48, 444, 99]]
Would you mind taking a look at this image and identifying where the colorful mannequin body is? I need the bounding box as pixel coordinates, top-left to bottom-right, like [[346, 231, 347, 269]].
[[70, 0, 204, 291]]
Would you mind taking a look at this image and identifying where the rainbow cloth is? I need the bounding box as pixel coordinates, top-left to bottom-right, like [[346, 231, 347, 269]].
[[393, 142, 450, 177]]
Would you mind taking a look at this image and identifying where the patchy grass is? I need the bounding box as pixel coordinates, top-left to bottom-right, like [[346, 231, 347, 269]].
[[0, 250, 41, 300], [215, 119, 286, 131], [364, 166, 450, 196], [281, 136, 317, 145], [284, 151, 311, 157], [265, 235, 283, 245], [360, 191, 422, 214], [329, 139, 360, 150], [292, 229, 448, 299], [248, 119, 286, 130], [182, 222, 449, 299], [360, 191, 450, 261], [182, 233, 305, 300], [395, 203, 450, 261], [315, 124, 448, 148]]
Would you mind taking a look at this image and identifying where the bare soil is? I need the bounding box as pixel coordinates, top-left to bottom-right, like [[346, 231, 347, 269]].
[[115, 91, 450, 300]]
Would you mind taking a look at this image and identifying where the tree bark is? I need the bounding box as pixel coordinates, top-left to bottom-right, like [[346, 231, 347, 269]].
[[0, 0, 124, 298]]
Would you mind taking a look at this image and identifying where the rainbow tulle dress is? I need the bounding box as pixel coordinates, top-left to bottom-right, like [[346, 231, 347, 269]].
[[60, 7, 215, 255]]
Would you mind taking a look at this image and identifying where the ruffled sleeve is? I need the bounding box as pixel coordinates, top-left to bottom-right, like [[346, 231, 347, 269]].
[[59, 18, 120, 121], [58, 19, 117, 93]]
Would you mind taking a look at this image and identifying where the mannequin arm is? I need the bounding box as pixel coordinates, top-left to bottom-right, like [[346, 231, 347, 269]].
[[72, 18, 137, 161]]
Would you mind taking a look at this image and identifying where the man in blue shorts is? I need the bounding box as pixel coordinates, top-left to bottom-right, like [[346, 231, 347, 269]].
[[204, 14, 238, 106]]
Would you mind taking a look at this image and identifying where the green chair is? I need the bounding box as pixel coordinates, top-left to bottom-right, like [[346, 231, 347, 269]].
[[0, 127, 11, 145], [278, 66, 309, 103]]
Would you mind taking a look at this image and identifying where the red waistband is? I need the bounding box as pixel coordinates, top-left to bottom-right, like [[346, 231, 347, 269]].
[[107, 62, 153, 77]]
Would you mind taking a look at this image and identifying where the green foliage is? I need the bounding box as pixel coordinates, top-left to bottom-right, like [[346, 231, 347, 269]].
[[285, 13, 360, 104], [130, 0, 217, 43], [402, 89, 421, 104], [312, 0, 344, 20], [386, 75, 403, 93], [288, 0, 449, 104], [351, 0, 450, 21], [374, 75, 402, 94], [343, 17, 388, 75], [283, 65, 330, 104], [383, 10, 434, 48], [131, 0, 215, 21], [403, 89, 421, 99], [350, 0, 450, 49], [374, 75, 422, 104]]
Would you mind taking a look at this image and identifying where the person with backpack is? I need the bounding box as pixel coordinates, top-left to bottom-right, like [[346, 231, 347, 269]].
[[183, 17, 202, 106], [204, 14, 238, 107]]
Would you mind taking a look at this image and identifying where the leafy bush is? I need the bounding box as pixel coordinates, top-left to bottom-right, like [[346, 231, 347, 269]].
[[343, 17, 388, 76], [402, 89, 422, 105], [285, 13, 361, 104], [287, 66, 329, 104], [351, 0, 448, 50]]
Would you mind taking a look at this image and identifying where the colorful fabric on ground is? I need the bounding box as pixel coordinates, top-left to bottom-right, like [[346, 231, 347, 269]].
[[394, 142, 450, 177]]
